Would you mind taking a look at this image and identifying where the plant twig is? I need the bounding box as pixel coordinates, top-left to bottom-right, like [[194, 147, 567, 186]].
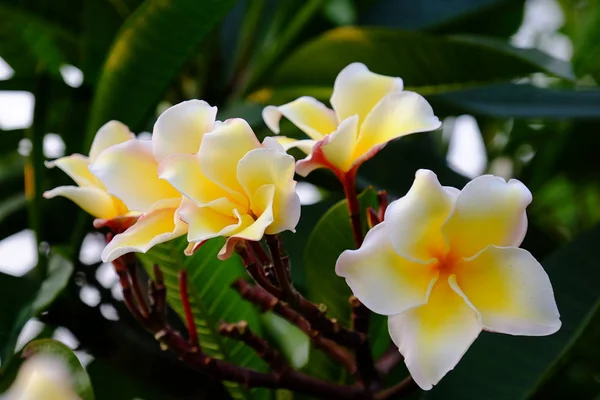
[[351, 296, 380, 389], [179, 270, 199, 349], [374, 376, 416, 400], [376, 346, 404, 376], [266, 235, 299, 306], [219, 321, 289, 375]]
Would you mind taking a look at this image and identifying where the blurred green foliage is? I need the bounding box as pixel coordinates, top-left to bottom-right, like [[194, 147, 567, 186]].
[[0, 0, 599, 398]]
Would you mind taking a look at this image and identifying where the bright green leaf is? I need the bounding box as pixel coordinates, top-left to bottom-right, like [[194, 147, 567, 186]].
[[261, 312, 309, 369]]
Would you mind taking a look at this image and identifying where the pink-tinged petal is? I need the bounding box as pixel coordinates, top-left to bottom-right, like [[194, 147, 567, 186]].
[[442, 175, 532, 258], [45, 155, 101, 188], [354, 92, 441, 162], [330, 63, 404, 124], [89, 120, 134, 163], [90, 139, 180, 213], [152, 100, 217, 162], [263, 96, 338, 140], [158, 153, 236, 208], [178, 198, 242, 244], [198, 118, 260, 197], [297, 115, 359, 176], [101, 207, 187, 262], [237, 148, 300, 234], [384, 170, 456, 263], [388, 277, 481, 390], [336, 223, 439, 316], [43, 186, 125, 220], [453, 246, 561, 336]]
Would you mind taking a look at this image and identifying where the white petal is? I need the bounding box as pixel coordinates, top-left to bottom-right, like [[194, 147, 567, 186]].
[[270, 136, 316, 155], [354, 92, 441, 162], [388, 277, 481, 390], [453, 246, 561, 336], [330, 63, 403, 124], [89, 120, 135, 163], [152, 99, 217, 162], [45, 154, 100, 188], [384, 169, 455, 262], [443, 175, 532, 258], [317, 114, 359, 173], [263, 96, 338, 140], [336, 223, 438, 316]]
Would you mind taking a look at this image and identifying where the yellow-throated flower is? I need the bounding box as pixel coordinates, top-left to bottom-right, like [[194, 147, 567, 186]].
[[262, 63, 441, 177], [158, 106, 300, 259], [43, 121, 132, 219], [336, 169, 560, 390]]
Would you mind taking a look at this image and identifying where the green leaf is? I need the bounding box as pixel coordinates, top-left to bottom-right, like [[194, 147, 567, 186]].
[[261, 27, 573, 101], [302, 188, 389, 381], [261, 312, 309, 369], [432, 83, 600, 119], [137, 237, 270, 400], [0, 253, 73, 369], [22, 339, 94, 400], [86, 0, 238, 147], [428, 223, 600, 399]]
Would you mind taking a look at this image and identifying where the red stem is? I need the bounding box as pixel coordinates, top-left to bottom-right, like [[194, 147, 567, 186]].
[[179, 270, 199, 349], [339, 168, 363, 247]]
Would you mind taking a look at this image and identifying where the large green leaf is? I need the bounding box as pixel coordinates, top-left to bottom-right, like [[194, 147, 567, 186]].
[[85, 0, 237, 147], [0, 253, 73, 369], [428, 223, 600, 399], [22, 339, 94, 400], [262, 27, 573, 101], [302, 188, 389, 381], [138, 237, 270, 400]]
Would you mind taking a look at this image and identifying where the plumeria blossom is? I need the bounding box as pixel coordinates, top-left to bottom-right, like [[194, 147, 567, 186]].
[[157, 103, 300, 259], [262, 63, 441, 177], [43, 121, 133, 219], [336, 170, 560, 390]]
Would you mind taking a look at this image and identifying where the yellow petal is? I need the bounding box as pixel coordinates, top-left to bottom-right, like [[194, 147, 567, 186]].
[[89, 120, 134, 163], [152, 100, 217, 162], [158, 153, 240, 209], [263, 96, 338, 140], [354, 92, 441, 162], [388, 276, 481, 390], [45, 154, 102, 188], [101, 207, 186, 262], [442, 175, 532, 258], [233, 184, 275, 240], [237, 148, 300, 234], [384, 169, 455, 262], [43, 186, 125, 219], [330, 63, 403, 124], [198, 118, 260, 196], [336, 223, 439, 316], [453, 246, 561, 335], [178, 198, 241, 243], [272, 136, 316, 155], [300, 114, 358, 175], [91, 139, 180, 213]]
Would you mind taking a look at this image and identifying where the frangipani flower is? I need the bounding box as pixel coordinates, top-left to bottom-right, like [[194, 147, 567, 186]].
[[43, 121, 132, 219], [262, 63, 441, 177], [158, 105, 300, 259], [336, 170, 560, 390], [91, 100, 221, 262]]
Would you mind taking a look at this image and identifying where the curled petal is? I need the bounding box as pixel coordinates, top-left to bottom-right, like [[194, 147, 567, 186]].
[[354, 92, 441, 162], [384, 169, 455, 262], [45, 155, 101, 188], [178, 198, 242, 243], [89, 120, 134, 163], [336, 223, 439, 316], [152, 100, 217, 162], [43, 186, 125, 220], [454, 246, 561, 336], [330, 63, 403, 124], [158, 153, 235, 208], [272, 136, 316, 155], [237, 148, 300, 234], [101, 207, 187, 262], [231, 185, 276, 242], [263, 96, 338, 140], [443, 175, 532, 258], [388, 277, 481, 390], [91, 139, 180, 212], [198, 118, 260, 198]]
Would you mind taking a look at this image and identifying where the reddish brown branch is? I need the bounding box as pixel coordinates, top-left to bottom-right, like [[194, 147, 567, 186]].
[[266, 235, 299, 306], [179, 270, 199, 349], [351, 297, 380, 389], [219, 321, 289, 375], [339, 168, 363, 247], [376, 191, 388, 222], [374, 376, 417, 400], [376, 346, 404, 376]]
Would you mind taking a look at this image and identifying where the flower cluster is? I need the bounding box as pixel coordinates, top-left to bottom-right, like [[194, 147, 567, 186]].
[[45, 63, 560, 391]]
